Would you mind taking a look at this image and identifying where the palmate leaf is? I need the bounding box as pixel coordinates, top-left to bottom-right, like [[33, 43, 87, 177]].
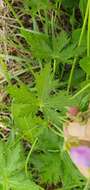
[[36, 64, 51, 102], [35, 64, 75, 125], [10, 175, 43, 190], [43, 99, 70, 126], [8, 84, 41, 141], [35, 64, 74, 107], [0, 140, 43, 190], [8, 64, 77, 141], [59, 44, 75, 61], [43, 91, 77, 125], [30, 128, 63, 184], [31, 152, 61, 184], [62, 0, 79, 8], [11, 106, 47, 142], [37, 127, 61, 151], [52, 31, 69, 58], [52, 31, 79, 61], [8, 64, 82, 187], [46, 91, 73, 111], [8, 84, 37, 104], [43, 107, 61, 126], [54, 41, 86, 62], [23, 0, 51, 16], [21, 29, 52, 59], [21, 28, 86, 63], [8, 84, 45, 142], [36, 64, 58, 103], [61, 151, 85, 189]]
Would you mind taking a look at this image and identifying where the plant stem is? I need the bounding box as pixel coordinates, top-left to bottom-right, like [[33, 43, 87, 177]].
[[44, 10, 48, 34], [67, 0, 89, 93], [67, 57, 76, 93], [53, 59, 56, 74], [71, 83, 90, 99], [25, 138, 38, 176]]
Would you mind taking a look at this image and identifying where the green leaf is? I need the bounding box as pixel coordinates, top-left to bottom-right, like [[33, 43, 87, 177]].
[[79, 56, 90, 75], [37, 128, 61, 151], [31, 152, 61, 184], [23, 0, 51, 16], [71, 68, 85, 87], [30, 128, 62, 185], [0, 140, 43, 190], [8, 83, 38, 120], [10, 84, 37, 103], [44, 108, 62, 126], [11, 176, 43, 190], [44, 91, 77, 125], [79, 0, 87, 18], [61, 151, 85, 189], [36, 64, 55, 104], [47, 92, 72, 110], [6, 143, 23, 175], [72, 29, 87, 47], [59, 44, 75, 62], [53, 31, 69, 58], [12, 107, 46, 142], [8, 65, 76, 142], [21, 29, 52, 59], [62, 0, 79, 8], [52, 30, 86, 62]]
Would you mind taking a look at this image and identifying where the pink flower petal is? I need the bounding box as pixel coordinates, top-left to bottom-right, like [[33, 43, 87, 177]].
[[70, 146, 90, 167]]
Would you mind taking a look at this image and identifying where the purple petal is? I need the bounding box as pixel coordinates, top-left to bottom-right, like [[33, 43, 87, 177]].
[[70, 146, 90, 168]]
